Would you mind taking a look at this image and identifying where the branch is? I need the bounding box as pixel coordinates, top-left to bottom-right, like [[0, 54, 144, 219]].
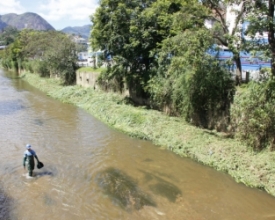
[[231, 1, 247, 36], [213, 34, 228, 47], [207, 0, 229, 33]]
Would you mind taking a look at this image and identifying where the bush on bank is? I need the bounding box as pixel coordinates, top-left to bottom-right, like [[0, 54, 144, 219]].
[[20, 71, 275, 197], [231, 80, 275, 151]]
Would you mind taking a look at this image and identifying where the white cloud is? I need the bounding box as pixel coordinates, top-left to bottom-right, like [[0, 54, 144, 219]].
[[0, 0, 25, 15], [38, 0, 98, 22]]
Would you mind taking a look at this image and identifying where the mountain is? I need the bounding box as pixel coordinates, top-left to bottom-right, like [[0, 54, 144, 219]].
[[0, 12, 55, 31], [61, 25, 91, 39], [0, 19, 7, 30]]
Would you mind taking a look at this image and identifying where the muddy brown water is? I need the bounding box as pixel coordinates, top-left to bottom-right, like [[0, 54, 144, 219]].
[[1, 69, 275, 220]]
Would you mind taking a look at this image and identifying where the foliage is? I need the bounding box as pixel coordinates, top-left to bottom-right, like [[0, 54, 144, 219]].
[[148, 29, 235, 129], [231, 79, 275, 150], [43, 32, 78, 84], [90, 0, 182, 95], [0, 26, 19, 45], [90, 0, 237, 129], [97, 65, 125, 93], [245, 1, 275, 77], [31, 60, 49, 77], [0, 29, 78, 84], [0, 37, 23, 71], [200, 0, 250, 85]]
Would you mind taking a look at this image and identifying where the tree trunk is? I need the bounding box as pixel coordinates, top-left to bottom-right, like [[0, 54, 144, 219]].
[[233, 53, 242, 85], [271, 56, 275, 79]]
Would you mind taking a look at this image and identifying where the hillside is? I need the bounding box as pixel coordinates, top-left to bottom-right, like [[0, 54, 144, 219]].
[[0, 12, 55, 31], [0, 18, 7, 30], [61, 24, 91, 39]]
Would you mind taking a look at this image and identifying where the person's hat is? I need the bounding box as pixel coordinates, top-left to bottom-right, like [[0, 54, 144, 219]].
[[26, 144, 31, 149]]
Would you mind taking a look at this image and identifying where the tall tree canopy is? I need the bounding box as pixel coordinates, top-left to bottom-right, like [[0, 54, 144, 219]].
[[90, 0, 182, 92], [1, 30, 78, 84], [147, 0, 235, 128]]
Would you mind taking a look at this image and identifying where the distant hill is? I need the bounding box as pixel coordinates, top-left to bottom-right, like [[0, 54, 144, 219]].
[[0, 12, 55, 31], [0, 19, 7, 30], [61, 25, 91, 39]]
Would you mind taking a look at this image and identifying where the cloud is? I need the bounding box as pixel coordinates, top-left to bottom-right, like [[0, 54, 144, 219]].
[[38, 0, 98, 22], [0, 0, 25, 15]]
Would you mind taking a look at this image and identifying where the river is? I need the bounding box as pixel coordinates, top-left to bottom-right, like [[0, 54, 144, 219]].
[[1, 69, 275, 220]]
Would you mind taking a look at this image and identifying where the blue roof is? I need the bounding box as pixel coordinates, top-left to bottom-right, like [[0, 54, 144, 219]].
[[208, 49, 270, 71]]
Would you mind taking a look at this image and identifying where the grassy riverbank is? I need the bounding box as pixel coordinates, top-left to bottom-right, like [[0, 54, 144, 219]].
[[21, 71, 275, 197]]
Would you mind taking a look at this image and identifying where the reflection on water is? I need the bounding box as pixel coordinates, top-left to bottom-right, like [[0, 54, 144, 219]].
[[0, 100, 25, 115], [33, 118, 44, 126], [96, 167, 156, 211], [140, 170, 182, 203], [43, 193, 56, 206], [35, 170, 55, 177], [1, 69, 275, 219], [0, 184, 13, 220]]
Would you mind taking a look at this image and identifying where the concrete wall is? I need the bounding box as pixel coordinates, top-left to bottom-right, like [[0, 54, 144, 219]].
[[76, 71, 150, 106], [76, 71, 100, 89]]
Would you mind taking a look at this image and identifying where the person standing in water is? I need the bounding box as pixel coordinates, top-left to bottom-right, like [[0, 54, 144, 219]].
[[23, 144, 40, 177]]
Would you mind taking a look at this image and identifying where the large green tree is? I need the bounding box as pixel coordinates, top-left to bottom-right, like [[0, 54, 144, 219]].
[[147, 0, 235, 128], [43, 32, 78, 84], [90, 0, 181, 96]]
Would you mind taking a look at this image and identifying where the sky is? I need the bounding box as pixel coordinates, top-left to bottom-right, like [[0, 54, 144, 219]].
[[0, 0, 99, 30]]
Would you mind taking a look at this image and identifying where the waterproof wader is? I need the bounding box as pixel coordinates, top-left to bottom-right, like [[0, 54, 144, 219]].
[[23, 155, 35, 176]]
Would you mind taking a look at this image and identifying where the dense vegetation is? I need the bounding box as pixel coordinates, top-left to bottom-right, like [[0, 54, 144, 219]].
[[0, 26, 19, 45], [0, 28, 78, 84], [90, 0, 275, 150]]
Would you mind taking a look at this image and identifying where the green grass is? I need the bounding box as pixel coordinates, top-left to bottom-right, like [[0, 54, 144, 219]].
[[77, 66, 106, 73], [21, 71, 275, 197]]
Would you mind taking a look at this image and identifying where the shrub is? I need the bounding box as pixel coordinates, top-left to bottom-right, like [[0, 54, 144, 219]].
[[32, 60, 50, 77], [231, 80, 275, 150], [147, 55, 235, 130]]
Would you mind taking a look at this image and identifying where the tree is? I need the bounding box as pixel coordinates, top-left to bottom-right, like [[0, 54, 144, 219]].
[[245, 0, 275, 77], [201, 0, 248, 85], [44, 32, 78, 84], [0, 26, 19, 45], [90, 0, 181, 96], [147, 2, 235, 128], [229, 1, 275, 150], [18, 30, 52, 59], [148, 29, 215, 110], [1, 30, 78, 84]]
